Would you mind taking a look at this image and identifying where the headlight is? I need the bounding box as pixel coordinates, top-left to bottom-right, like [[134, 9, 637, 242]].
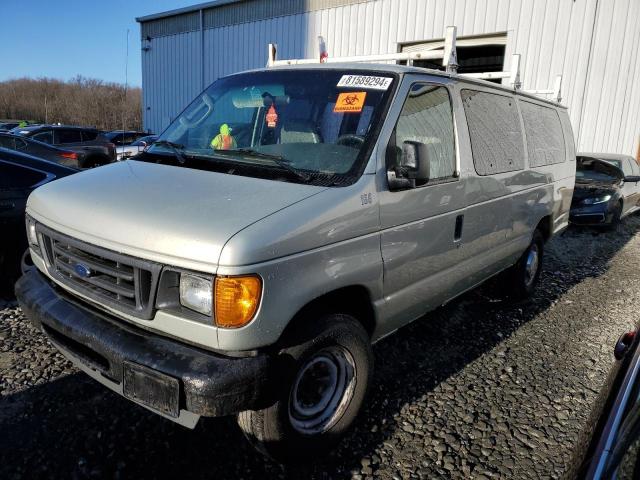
[[214, 275, 262, 328], [582, 194, 612, 205], [25, 214, 39, 247], [179, 274, 213, 316]]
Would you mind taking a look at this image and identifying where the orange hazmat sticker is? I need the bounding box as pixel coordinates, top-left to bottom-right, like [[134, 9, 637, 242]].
[[334, 92, 367, 113]]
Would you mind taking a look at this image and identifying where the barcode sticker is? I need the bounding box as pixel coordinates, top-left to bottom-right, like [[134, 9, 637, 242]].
[[337, 75, 393, 90]]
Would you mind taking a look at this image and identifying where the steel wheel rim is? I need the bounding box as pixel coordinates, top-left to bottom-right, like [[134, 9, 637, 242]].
[[524, 243, 539, 286], [289, 346, 356, 435]]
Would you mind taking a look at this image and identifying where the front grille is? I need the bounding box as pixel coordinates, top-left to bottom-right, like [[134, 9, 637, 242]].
[[38, 225, 161, 319]]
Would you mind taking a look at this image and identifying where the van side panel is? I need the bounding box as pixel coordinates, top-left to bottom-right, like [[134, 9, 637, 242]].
[[454, 85, 549, 290]]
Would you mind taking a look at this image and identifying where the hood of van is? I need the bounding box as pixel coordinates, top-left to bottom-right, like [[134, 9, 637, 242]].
[[27, 160, 326, 271]]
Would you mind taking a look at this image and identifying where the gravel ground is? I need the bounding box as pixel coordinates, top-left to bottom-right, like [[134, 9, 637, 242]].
[[2, 216, 640, 479]]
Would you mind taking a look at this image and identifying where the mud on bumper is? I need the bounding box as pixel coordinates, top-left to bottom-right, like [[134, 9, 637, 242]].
[[15, 269, 274, 424]]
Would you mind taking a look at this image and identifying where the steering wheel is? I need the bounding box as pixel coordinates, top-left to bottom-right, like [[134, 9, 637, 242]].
[[336, 134, 365, 148]]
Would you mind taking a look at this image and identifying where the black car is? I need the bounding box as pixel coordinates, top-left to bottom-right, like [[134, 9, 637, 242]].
[[0, 132, 84, 168], [10, 124, 116, 167], [104, 130, 149, 146], [570, 154, 640, 228], [0, 122, 22, 131], [0, 148, 77, 297], [574, 326, 640, 478]]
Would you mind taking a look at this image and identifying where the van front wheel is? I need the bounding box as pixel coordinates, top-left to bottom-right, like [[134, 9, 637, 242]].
[[508, 230, 544, 299], [237, 314, 373, 462]]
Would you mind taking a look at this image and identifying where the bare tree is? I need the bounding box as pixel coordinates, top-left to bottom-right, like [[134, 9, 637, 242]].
[[0, 76, 143, 131]]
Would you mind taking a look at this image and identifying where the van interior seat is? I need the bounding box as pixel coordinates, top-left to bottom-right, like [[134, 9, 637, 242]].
[[280, 120, 321, 144]]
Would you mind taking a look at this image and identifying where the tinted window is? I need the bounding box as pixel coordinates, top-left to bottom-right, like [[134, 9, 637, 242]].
[[0, 162, 47, 189], [390, 84, 456, 183], [31, 130, 53, 144], [461, 89, 525, 175], [0, 136, 15, 149], [519, 100, 565, 167], [82, 130, 100, 141], [14, 138, 28, 151], [56, 129, 82, 144]]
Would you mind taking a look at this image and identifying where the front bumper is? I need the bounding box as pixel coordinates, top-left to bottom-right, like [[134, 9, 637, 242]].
[[15, 269, 274, 426], [569, 204, 613, 226]]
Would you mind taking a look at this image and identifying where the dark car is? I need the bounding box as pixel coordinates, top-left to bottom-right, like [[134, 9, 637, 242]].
[[570, 154, 640, 228], [0, 122, 21, 131], [0, 132, 84, 168], [0, 148, 77, 297], [10, 125, 116, 167], [572, 326, 640, 479], [104, 130, 149, 146]]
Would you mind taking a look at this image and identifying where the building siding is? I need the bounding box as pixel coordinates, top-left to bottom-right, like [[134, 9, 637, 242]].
[[139, 0, 640, 158]]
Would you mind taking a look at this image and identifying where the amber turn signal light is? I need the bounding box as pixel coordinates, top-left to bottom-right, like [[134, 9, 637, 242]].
[[214, 275, 262, 328]]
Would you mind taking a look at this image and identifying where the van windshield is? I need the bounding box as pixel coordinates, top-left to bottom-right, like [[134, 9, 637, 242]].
[[143, 69, 396, 186]]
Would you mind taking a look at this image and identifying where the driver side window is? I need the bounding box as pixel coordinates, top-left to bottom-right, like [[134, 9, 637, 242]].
[[390, 84, 456, 184]]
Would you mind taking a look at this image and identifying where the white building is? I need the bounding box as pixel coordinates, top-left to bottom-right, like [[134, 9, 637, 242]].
[[137, 0, 640, 157]]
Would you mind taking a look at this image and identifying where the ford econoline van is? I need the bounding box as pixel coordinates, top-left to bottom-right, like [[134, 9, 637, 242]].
[[16, 63, 576, 461]]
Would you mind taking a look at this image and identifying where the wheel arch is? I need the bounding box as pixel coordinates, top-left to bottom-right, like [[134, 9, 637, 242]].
[[535, 214, 553, 242], [279, 285, 376, 343]]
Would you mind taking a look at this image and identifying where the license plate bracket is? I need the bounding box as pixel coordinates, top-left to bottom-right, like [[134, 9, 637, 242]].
[[123, 361, 180, 418]]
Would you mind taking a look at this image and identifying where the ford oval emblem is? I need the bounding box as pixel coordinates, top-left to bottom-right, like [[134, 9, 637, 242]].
[[74, 263, 92, 278]]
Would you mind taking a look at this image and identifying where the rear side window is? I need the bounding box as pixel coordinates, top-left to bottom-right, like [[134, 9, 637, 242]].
[[56, 129, 82, 144], [82, 130, 100, 141], [14, 138, 28, 151], [520, 100, 565, 167], [461, 89, 525, 175], [390, 84, 456, 183], [0, 136, 15, 149], [31, 130, 53, 144]]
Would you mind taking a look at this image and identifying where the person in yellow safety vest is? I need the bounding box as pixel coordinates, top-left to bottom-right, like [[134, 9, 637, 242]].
[[210, 123, 237, 150]]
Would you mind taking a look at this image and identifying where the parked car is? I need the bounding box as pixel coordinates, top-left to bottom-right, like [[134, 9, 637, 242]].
[[0, 148, 77, 297], [570, 326, 640, 479], [15, 64, 576, 461], [0, 122, 21, 131], [116, 135, 157, 160], [571, 154, 640, 228], [103, 130, 149, 146], [0, 132, 85, 168], [11, 125, 116, 167]]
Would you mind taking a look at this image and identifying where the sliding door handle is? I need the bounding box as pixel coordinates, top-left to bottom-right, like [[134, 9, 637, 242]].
[[454, 214, 464, 242]]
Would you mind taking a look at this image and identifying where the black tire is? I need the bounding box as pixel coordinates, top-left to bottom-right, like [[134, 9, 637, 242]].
[[237, 314, 373, 463], [605, 202, 623, 231], [507, 229, 544, 300]]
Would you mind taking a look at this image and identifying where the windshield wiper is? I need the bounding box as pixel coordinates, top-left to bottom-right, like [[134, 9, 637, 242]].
[[153, 140, 187, 165], [213, 148, 311, 182]]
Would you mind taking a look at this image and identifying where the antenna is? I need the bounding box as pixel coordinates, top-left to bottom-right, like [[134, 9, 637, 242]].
[[123, 28, 129, 135]]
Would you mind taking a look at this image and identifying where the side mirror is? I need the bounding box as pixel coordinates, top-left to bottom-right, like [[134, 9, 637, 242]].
[[401, 141, 430, 181], [624, 175, 640, 183], [387, 140, 431, 190], [139, 141, 147, 147]]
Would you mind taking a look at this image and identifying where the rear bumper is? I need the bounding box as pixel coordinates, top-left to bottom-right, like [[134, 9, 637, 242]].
[[15, 269, 274, 423]]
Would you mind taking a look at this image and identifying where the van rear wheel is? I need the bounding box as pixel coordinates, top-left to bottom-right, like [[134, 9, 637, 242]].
[[507, 230, 544, 299], [236, 314, 372, 463]]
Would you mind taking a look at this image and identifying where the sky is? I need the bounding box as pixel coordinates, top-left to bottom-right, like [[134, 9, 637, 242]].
[[0, 0, 198, 87]]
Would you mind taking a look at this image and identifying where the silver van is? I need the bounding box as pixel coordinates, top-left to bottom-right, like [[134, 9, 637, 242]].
[[16, 63, 576, 461]]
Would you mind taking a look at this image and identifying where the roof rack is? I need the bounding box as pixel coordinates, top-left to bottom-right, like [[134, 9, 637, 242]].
[[266, 26, 561, 103]]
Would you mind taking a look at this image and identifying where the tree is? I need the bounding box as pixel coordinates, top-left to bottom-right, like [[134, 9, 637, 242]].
[[0, 76, 143, 131]]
